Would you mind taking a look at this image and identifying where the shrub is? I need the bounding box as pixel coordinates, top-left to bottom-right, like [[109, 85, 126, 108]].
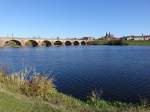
[[107, 39, 125, 45], [87, 91, 113, 111], [20, 75, 56, 99], [0, 68, 56, 100], [0, 70, 5, 83], [86, 41, 97, 45]]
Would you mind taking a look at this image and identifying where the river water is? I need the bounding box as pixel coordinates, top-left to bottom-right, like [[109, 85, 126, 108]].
[[0, 46, 150, 103]]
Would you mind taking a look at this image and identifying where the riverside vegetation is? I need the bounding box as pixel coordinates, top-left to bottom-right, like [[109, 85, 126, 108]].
[[87, 39, 126, 45], [89, 39, 150, 46], [0, 68, 150, 112]]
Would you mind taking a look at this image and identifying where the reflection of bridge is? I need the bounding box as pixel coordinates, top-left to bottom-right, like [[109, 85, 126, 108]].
[[0, 38, 89, 47]]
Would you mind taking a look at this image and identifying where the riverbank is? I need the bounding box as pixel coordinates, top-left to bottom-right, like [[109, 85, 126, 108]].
[[0, 70, 150, 112], [91, 40, 150, 46], [123, 40, 150, 46]]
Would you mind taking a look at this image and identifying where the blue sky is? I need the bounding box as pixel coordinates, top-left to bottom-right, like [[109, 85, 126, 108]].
[[0, 0, 150, 38]]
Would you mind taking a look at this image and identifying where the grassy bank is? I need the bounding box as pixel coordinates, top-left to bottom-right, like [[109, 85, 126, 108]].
[[91, 40, 150, 46], [123, 40, 150, 46], [89, 40, 126, 45], [0, 70, 150, 112]]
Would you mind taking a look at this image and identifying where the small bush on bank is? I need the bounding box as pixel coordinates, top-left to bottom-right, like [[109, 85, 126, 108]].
[[86, 41, 98, 45], [106, 39, 126, 45], [0, 69, 56, 100], [20, 75, 56, 99], [87, 91, 112, 110]]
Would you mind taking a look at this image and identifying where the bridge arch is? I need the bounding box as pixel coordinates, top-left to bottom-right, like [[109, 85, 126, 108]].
[[73, 41, 80, 45], [25, 40, 38, 47], [4, 40, 22, 47], [54, 41, 63, 46], [81, 41, 86, 45], [41, 40, 51, 47], [65, 41, 72, 46]]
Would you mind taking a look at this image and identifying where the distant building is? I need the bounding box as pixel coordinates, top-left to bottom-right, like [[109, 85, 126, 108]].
[[100, 32, 116, 40], [125, 34, 150, 40]]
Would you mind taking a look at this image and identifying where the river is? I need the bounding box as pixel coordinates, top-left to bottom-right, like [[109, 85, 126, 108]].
[[0, 46, 150, 103]]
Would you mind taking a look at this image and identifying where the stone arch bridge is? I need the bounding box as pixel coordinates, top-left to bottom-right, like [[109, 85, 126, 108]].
[[0, 38, 89, 47]]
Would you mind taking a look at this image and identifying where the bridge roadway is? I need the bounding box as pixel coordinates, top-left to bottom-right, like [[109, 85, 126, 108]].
[[0, 37, 90, 47]]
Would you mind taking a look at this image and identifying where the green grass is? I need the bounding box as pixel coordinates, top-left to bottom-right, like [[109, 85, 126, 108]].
[[94, 40, 108, 45], [0, 70, 150, 112], [91, 40, 150, 46], [123, 40, 150, 46], [0, 91, 69, 112], [93, 39, 126, 45]]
